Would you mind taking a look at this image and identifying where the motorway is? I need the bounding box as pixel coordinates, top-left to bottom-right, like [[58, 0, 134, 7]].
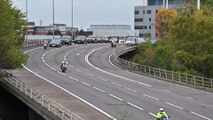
[[25, 43, 213, 120]]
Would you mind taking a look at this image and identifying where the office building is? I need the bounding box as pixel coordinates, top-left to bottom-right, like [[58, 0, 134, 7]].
[[134, 0, 186, 40]]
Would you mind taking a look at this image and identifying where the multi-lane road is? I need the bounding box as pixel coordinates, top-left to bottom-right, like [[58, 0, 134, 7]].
[[25, 43, 213, 120]]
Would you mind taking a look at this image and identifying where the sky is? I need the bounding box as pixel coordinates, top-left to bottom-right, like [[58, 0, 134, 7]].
[[11, 0, 147, 30]]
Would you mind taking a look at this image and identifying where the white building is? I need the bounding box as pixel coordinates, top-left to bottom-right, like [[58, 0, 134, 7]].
[[88, 25, 139, 37]]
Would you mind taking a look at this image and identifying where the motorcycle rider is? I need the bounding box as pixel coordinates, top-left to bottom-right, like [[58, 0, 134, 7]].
[[61, 58, 68, 69], [156, 108, 169, 120]]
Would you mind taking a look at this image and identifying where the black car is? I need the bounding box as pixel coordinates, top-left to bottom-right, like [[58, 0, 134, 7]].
[[73, 35, 87, 44], [60, 37, 72, 45], [49, 39, 62, 47]]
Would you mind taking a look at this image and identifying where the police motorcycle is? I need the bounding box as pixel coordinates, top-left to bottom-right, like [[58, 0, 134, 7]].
[[43, 43, 48, 49], [61, 63, 68, 72]]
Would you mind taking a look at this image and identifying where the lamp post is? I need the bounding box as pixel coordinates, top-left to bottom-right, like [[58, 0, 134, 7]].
[[26, 0, 28, 41], [197, 0, 200, 10], [52, 0, 55, 38], [72, 0, 73, 29]]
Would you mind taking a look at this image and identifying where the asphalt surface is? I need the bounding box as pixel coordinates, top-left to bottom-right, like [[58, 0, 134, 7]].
[[26, 43, 213, 120]]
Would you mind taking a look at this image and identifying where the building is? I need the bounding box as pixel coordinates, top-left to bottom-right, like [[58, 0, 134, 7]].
[[88, 25, 139, 38], [134, 0, 187, 40], [27, 22, 35, 35]]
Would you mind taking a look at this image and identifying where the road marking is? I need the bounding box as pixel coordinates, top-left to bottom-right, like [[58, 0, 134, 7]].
[[23, 65, 116, 120], [137, 81, 152, 87], [76, 53, 80, 56], [163, 90, 170, 93], [109, 53, 121, 69], [97, 77, 108, 82], [85, 49, 152, 87], [68, 76, 79, 82], [86, 73, 94, 77], [24, 47, 42, 53], [190, 111, 212, 120], [50, 67, 56, 71], [125, 87, 137, 93], [109, 94, 123, 101], [111, 82, 122, 87], [127, 102, 143, 111], [69, 65, 74, 68], [165, 102, 184, 110], [149, 112, 157, 117], [75, 68, 81, 72], [58, 72, 66, 76], [186, 97, 193, 100], [81, 82, 91, 87], [93, 87, 105, 93], [143, 94, 159, 101]]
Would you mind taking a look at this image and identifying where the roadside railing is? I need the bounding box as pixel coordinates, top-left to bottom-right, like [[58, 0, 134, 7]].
[[1, 75, 84, 120], [113, 46, 213, 90], [22, 39, 50, 48]]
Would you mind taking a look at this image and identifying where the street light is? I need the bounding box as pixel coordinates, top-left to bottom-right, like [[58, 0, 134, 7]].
[[197, 0, 200, 10], [26, 0, 28, 41], [71, 0, 73, 29], [52, 0, 55, 38]]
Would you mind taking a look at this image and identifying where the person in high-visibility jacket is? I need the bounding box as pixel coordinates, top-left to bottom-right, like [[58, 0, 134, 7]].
[[156, 108, 169, 120]]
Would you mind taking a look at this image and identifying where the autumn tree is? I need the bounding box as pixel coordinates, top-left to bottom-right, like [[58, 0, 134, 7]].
[[0, 0, 28, 70]]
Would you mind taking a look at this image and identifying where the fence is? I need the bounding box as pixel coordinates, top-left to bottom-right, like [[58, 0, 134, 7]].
[[1, 75, 84, 120], [113, 46, 213, 90], [22, 39, 50, 48]]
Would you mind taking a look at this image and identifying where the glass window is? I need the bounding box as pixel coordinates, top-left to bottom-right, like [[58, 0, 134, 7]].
[[135, 11, 139, 14], [149, 26, 151, 29], [147, 10, 151, 14], [149, 18, 152, 21], [143, 10, 145, 14], [135, 18, 143, 22]]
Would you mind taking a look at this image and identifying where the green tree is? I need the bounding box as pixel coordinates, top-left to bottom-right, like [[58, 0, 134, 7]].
[[0, 0, 28, 69]]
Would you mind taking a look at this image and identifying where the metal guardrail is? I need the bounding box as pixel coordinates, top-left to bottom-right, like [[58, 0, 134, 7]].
[[113, 46, 213, 89], [1, 76, 84, 120], [22, 39, 50, 48]]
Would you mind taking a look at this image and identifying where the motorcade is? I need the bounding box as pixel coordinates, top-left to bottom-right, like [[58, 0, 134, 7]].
[[73, 35, 87, 44], [49, 39, 62, 47]]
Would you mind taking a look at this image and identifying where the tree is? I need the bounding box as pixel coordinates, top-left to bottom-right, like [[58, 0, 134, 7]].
[[0, 0, 28, 69]]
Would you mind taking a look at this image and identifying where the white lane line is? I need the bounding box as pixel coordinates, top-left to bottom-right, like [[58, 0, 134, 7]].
[[137, 81, 152, 87], [81, 82, 91, 87], [109, 53, 121, 69], [85, 49, 152, 87], [42, 56, 44, 60], [68, 76, 79, 82], [69, 65, 74, 68], [86, 73, 94, 77], [111, 82, 122, 87], [23, 65, 115, 120], [24, 47, 42, 53], [44, 63, 50, 67], [93, 87, 106, 93], [58, 72, 66, 76], [163, 90, 170, 93], [165, 102, 184, 110], [109, 94, 123, 101], [190, 111, 212, 120], [97, 77, 108, 82], [149, 112, 157, 117], [76, 53, 80, 56], [127, 102, 144, 111], [186, 97, 193, 100], [75, 68, 81, 72], [125, 87, 137, 93], [143, 94, 159, 101], [50, 67, 56, 71]]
